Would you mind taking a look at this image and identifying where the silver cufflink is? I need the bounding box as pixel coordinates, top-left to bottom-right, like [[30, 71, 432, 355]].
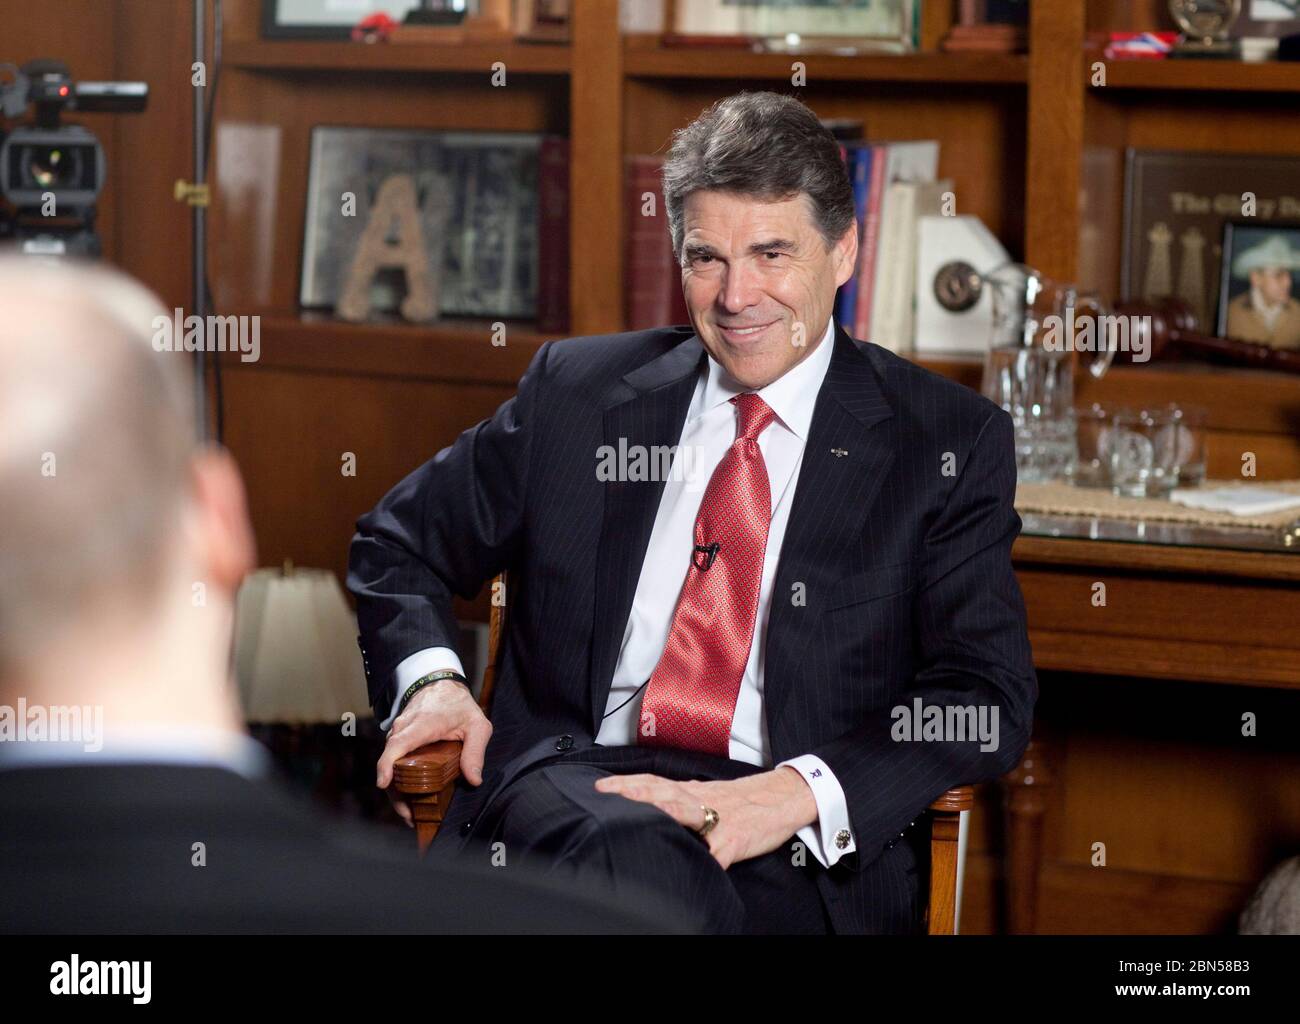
[[830, 447, 848, 458]]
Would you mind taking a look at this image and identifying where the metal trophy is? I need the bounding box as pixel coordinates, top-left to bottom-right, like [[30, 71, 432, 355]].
[[1168, 0, 1242, 59]]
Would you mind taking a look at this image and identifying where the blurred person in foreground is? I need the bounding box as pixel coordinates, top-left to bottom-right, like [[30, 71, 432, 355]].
[[0, 255, 690, 935]]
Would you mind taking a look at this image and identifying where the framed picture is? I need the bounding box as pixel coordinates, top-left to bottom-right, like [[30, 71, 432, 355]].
[[262, 0, 422, 39], [514, 0, 569, 42], [1121, 148, 1300, 333], [1216, 220, 1300, 350], [300, 126, 543, 319], [669, 0, 916, 53]]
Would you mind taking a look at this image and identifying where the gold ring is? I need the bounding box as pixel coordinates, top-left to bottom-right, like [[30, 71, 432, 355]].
[[698, 805, 720, 837]]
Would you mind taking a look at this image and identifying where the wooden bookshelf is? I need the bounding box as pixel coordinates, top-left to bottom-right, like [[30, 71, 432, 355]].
[[206, 0, 1300, 550], [207, 0, 1300, 503], [624, 44, 1028, 84], [224, 38, 572, 75], [1091, 57, 1300, 94], [229, 313, 554, 385]]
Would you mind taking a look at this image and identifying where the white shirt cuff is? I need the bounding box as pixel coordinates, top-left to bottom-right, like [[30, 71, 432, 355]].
[[380, 647, 466, 732], [778, 753, 856, 869]]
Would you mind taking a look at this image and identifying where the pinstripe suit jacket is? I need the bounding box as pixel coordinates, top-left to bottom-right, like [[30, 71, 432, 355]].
[[348, 320, 1038, 933]]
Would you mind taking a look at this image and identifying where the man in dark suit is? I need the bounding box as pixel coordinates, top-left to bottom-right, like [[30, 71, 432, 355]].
[[350, 91, 1038, 934], [0, 256, 688, 936]]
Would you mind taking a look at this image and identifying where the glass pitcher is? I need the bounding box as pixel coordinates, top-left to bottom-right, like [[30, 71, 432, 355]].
[[978, 263, 1115, 483]]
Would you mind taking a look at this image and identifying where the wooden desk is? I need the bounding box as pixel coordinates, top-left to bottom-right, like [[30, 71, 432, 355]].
[[991, 531, 1300, 934]]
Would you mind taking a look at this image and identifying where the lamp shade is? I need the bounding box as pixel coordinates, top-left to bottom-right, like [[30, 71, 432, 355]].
[[232, 566, 370, 725]]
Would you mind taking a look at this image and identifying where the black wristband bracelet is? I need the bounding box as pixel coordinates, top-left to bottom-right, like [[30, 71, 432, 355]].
[[398, 669, 468, 716]]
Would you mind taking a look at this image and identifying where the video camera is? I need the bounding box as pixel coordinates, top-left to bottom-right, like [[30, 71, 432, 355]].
[[0, 58, 147, 257]]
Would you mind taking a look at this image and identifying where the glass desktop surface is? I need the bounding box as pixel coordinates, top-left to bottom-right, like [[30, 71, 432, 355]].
[[1018, 511, 1300, 554]]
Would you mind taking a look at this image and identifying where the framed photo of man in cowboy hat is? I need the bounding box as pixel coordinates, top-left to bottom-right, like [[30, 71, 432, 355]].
[[1218, 221, 1300, 350]]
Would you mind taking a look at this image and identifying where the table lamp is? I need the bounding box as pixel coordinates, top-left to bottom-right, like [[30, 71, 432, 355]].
[[232, 562, 370, 725]]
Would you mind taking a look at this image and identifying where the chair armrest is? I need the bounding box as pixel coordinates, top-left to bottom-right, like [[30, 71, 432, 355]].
[[928, 785, 973, 815], [392, 741, 464, 854], [393, 740, 463, 797], [925, 785, 972, 935]]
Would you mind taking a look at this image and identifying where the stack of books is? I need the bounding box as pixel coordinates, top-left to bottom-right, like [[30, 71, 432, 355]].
[[835, 140, 950, 352]]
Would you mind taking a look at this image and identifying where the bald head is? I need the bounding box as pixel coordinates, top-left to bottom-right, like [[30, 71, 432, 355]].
[[0, 255, 197, 672]]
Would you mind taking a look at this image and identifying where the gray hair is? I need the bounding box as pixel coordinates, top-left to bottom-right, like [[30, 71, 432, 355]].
[[0, 254, 196, 671], [661, 91, 856, 259]]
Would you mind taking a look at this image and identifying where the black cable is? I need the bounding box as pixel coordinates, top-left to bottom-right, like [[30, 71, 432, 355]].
[[202, 0, 225, 444], [206, 277, 224, 443], [601, 679, 650, 720], [204, 0, 222, 161]]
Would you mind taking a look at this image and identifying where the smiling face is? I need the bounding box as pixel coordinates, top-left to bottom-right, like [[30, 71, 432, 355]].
[[1251, 267, 1293, 307], [680, 190, 857, 390]]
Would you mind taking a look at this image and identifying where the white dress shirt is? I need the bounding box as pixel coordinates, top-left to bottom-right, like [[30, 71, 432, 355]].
[[0, 724, 271, 779], [388, 318, 856, 868]]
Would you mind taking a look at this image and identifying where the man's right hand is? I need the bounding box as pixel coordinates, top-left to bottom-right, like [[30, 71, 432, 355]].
[[376, 679, 493, 827]]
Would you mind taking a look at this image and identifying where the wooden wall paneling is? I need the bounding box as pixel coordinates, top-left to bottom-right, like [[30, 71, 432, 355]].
[[1025, 0, 1085, 282], [569, 0, 623, 334], [1079, 73, 1129, 302], [1085, 1, 1174, 34], [219, 365, 516, 585], [1029, 671, 1300, 934], [1204, 430, 1300, 480], [918, 0, 955, 52], [222, 0, 262, 42], [241, 316, 551, 384], [1119, 90, 1300, 157], [111, 0, 194, 310], [1059, 737, 1300, 883], [1036, 862, 1252, 934]]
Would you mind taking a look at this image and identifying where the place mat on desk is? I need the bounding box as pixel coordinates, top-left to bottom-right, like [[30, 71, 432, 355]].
[[1015, 479, 1300, 530]]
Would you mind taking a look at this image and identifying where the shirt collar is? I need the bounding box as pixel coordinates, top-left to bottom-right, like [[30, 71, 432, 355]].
[[694, 317, 836, 441], [0, 724, 272, 780]]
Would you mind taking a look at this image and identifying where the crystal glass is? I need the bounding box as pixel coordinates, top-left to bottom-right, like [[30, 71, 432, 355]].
[[1072, 403, 1120, 488], [1108, 407, 1181, 498], [1165, 404, 1208, 488], [979, 264, 1114, 483]]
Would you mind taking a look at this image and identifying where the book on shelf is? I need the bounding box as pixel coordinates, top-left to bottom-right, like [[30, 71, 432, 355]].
[[625, 155, 690, 330], [835, 140, 939, 349], [854, 144, 888, 341], [834, 144, 874, 332], [870, 178, 953, 352]]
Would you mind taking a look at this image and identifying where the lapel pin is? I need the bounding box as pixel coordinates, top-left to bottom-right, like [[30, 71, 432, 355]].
[[830, 447, 849, 458]]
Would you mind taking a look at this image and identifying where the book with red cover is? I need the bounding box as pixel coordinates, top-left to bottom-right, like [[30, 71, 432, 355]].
[[536, 135, 570, 334], [625, 155, 690, 330], [853, 145, 887, 340]]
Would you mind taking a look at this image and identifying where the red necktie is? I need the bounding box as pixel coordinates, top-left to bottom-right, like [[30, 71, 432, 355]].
[[638, 392, 776, 756]]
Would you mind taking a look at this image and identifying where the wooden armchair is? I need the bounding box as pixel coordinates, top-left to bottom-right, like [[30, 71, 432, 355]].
[[393, 572, 974, 934]]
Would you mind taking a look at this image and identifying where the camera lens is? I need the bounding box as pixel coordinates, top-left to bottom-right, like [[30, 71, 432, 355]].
[[23, 145, 83, 190]]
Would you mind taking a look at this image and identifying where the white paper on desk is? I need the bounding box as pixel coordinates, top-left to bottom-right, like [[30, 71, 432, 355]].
[[1169, 487, 1300, 516]]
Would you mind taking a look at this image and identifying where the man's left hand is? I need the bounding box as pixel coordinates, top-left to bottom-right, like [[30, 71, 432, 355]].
[[593, 767, 818, 870]]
